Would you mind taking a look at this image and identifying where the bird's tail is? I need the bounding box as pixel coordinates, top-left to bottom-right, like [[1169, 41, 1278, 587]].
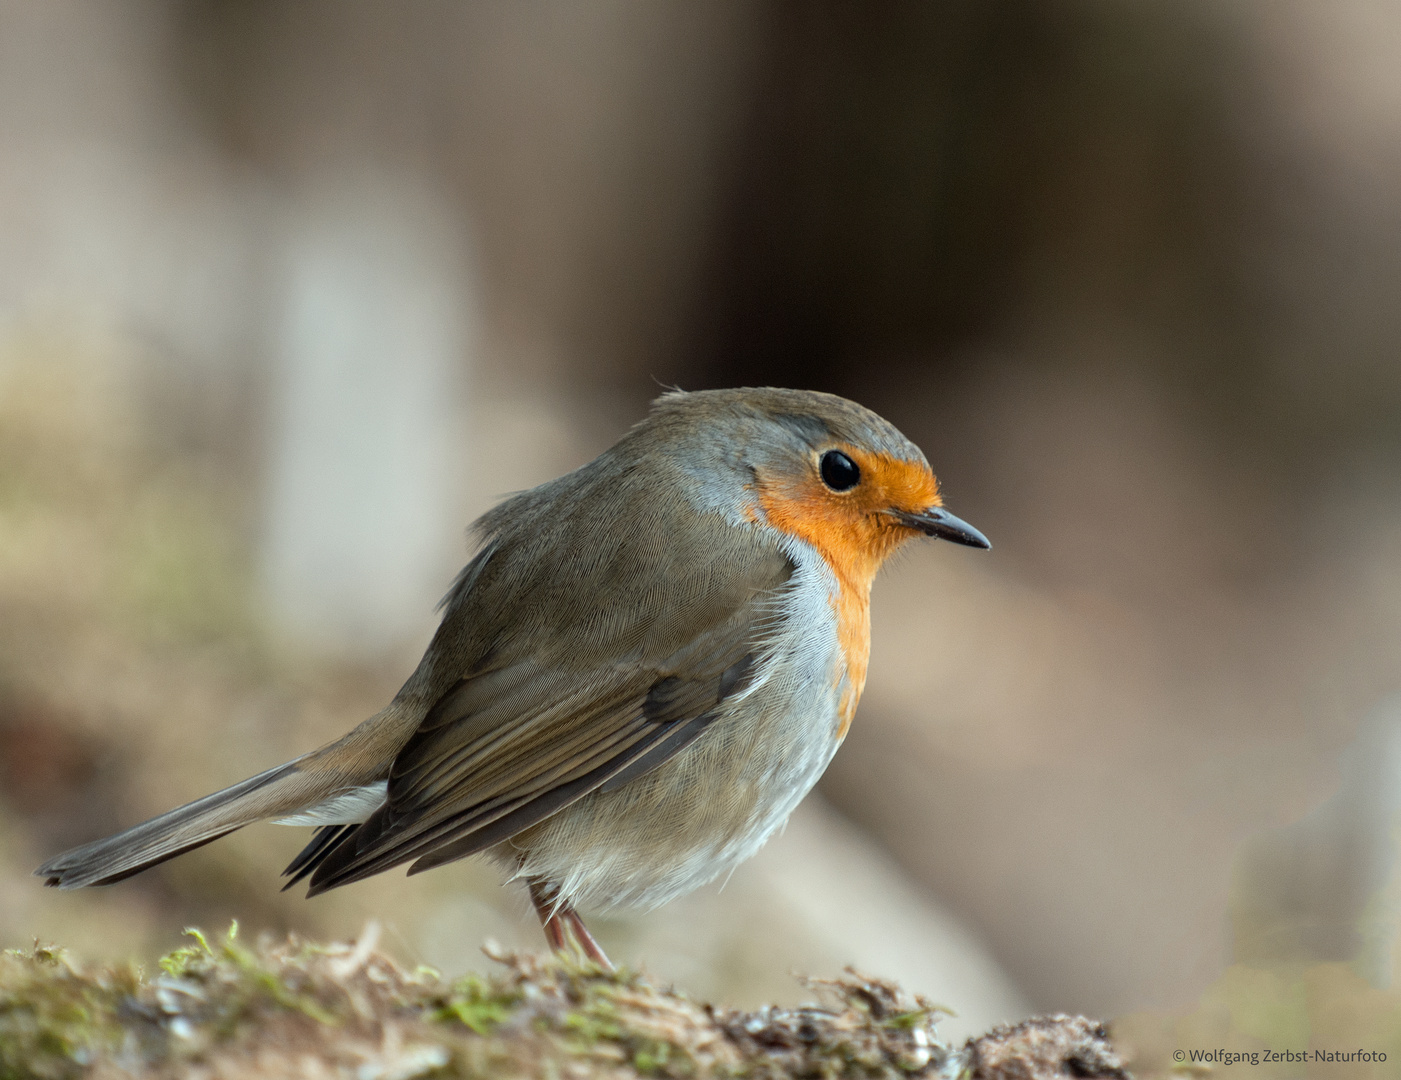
[[36, 759, 309, 888], [31, 705, 406, 890]]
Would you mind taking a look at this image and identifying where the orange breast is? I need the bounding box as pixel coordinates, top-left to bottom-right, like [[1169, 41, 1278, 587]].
[[833, 598, 869, 740], [755, 449, 938, 740]]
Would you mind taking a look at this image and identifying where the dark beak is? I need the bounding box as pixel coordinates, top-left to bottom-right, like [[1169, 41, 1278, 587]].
[[892, 506, 991, 549]]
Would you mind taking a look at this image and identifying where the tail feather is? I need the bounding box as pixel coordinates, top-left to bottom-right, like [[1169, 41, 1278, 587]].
[[65, 829, 242, 887], [36, 759, 314, 889], [37, 700, 417, 891], [280, 823, 358, 890]]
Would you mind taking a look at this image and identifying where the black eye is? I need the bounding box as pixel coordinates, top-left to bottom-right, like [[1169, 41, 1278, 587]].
[[819, 450, 861, 491]]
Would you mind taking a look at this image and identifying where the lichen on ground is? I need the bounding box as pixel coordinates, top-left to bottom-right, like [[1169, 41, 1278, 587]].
[[0, 923, 1127, 1079]]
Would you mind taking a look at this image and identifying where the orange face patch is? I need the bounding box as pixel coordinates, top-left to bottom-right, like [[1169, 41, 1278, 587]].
[[754, 447, 940, 738]]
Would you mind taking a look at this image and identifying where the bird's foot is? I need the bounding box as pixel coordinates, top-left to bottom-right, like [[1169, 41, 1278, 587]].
[[528, 879, 614, 971]]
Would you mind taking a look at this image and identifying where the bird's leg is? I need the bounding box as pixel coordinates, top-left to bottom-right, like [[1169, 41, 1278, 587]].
[[527, 879, 614, 970], [557, 905, 613, 969], [528, 879, 570, 952]]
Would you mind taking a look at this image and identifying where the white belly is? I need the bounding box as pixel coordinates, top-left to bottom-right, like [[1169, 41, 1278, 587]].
[[501, 544, 850, 913]]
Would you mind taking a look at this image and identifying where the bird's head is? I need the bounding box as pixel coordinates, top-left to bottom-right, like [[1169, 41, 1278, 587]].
[[652, 387, 989, 590]]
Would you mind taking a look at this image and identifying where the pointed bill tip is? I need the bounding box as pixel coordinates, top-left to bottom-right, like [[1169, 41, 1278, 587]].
[[894, 506, 991, 549]]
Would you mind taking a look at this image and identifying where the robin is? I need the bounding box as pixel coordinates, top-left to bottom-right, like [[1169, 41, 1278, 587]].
[[37, 387, 988, 966]]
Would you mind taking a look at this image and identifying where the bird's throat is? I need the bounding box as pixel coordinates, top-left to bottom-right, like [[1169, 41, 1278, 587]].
[[755, 482, 884, 741]]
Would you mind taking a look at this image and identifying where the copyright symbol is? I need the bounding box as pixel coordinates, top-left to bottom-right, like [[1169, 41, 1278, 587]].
[[1174, 1051, 1185, 1062]]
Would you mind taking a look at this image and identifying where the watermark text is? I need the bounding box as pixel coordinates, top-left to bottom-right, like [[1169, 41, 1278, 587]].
[[1174, 1049, 1387, 1066]]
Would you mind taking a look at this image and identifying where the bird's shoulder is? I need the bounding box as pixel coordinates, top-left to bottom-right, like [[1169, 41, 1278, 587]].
[[425, 447, 793, 682]]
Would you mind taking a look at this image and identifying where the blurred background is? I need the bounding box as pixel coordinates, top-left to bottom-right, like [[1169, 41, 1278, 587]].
[[4, 0, 1401, 1065]]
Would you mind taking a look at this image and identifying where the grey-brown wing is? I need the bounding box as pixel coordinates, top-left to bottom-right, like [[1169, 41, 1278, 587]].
[[300, 545, 791, 894]]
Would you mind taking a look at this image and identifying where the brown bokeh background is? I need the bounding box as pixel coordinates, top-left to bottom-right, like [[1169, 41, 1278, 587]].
[[5, 0, 1401, 1057]]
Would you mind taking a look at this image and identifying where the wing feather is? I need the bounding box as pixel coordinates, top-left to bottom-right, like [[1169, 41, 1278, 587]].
[[300, 539, 792, 895]]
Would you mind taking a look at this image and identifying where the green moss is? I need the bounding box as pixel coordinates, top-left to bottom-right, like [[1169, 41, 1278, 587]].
[[0, 926, 970, 1079], [157, 927, 213, 978], [0, 945, 137, 1080], [431, 972, 520, 1035], [0, 925, 363, 1078], [213, 922, 342, 1027]]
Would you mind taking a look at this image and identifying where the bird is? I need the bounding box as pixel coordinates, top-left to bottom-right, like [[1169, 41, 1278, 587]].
[[36, 387, 989, 966]]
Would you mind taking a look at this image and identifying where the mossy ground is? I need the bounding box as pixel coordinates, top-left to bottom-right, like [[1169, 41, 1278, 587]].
[[0, 922, 1005, 1079]]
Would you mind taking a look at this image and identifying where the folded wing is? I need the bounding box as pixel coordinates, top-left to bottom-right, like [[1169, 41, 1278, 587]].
[[294, 543, 792, 894]]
